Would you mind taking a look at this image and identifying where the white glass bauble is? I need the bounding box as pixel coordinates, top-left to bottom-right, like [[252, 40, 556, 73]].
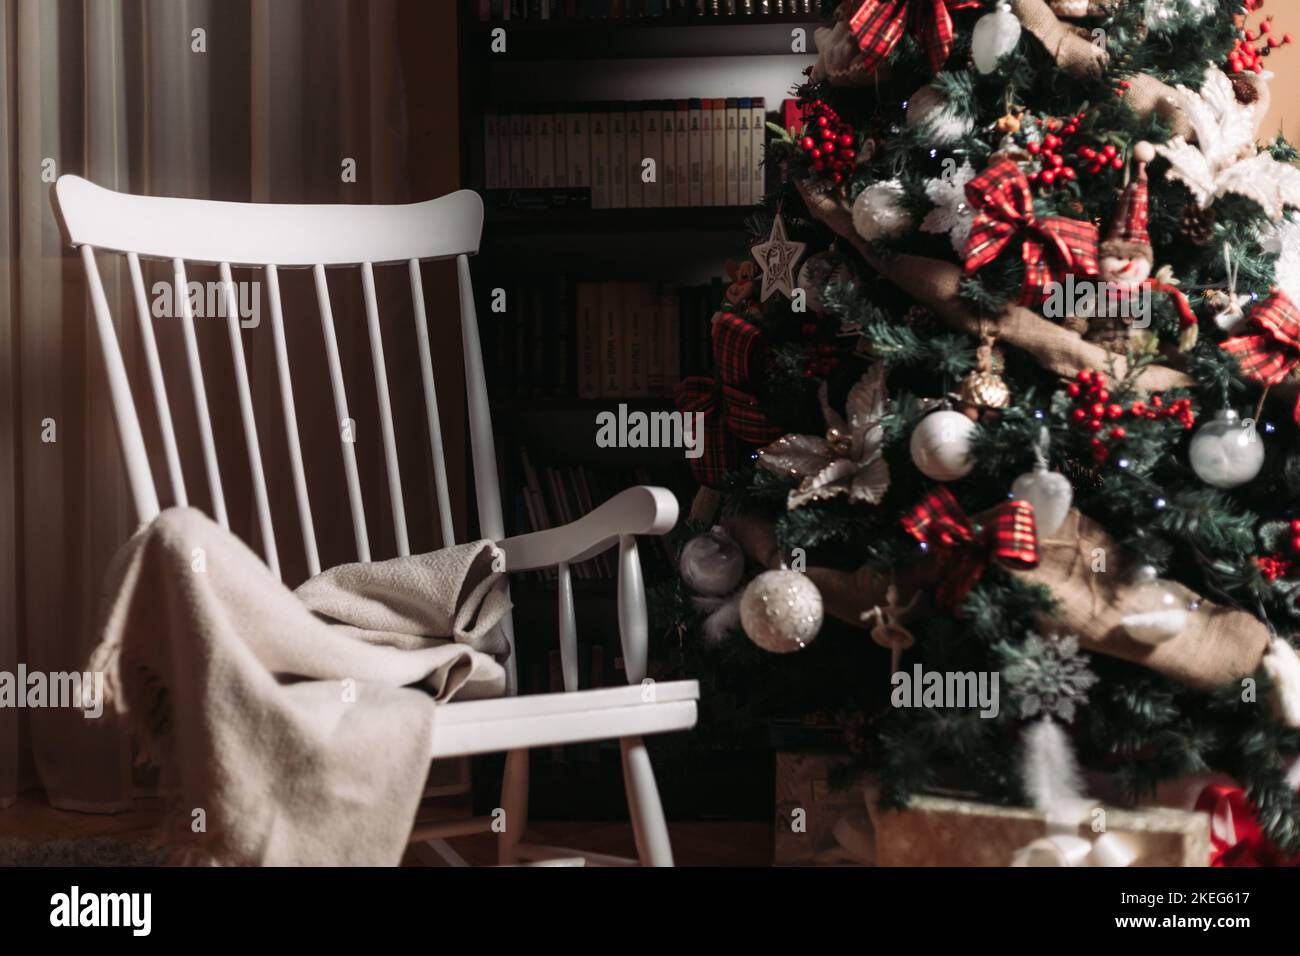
[[972, 3, 1022, 74], [1011, 463, 1073, 537], [679, 527, 744, 597], [852, 180, 911, 242], [739, 570, 823, 653], [796, 251, 853, 314], [905, 85, 974, 146], [1188, 409, 1265, 489], [1121, 566, 1191, 645], [909, 410, 976, 482]]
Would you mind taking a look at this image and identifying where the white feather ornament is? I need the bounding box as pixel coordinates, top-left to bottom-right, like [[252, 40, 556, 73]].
[[1155, 68, 1300, 220], [1022, 717, 1090, 823]]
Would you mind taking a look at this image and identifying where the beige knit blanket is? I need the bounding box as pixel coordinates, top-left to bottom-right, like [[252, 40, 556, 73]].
[[89, 507, 510, 866]]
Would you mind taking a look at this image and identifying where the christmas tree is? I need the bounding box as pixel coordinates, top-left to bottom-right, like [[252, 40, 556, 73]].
[[666, 0, 1300, 860]]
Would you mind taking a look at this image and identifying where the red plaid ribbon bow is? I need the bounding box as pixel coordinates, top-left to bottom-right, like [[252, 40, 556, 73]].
[[962, 160, 1100, 306], [674, 313, 783, 488], [1222, 290, 1300, 423], [901, 486, 1039, 610], [849, 0, 982, 75], [1196, 784, 1300, 867]]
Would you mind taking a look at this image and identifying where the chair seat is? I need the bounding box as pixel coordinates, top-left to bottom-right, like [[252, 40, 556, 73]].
[[429, 680, 699, 759]]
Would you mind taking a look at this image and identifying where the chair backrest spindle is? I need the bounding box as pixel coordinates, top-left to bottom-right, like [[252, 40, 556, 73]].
[[265, 264, 321, 577], [361, 261, 410, 557], [173, 257, 230, 530], [313, 263, 371, 563], [409, 259, 455, 549], [54, 176, 489, 604], [80, 244, 161, 522], [126, 252, 188, 507], [219, 261, 279, 577]]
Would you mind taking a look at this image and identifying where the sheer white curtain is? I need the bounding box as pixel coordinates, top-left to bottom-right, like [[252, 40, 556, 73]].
[[0, 0, 420, 812]]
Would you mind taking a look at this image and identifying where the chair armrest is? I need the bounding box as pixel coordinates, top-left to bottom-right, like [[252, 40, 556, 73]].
[[497, 485, 678, 573]]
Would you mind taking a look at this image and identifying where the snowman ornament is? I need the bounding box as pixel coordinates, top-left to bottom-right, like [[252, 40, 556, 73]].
[[1080, 143, 1196, 346]]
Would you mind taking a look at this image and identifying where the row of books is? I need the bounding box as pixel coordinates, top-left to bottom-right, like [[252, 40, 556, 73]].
[[484, 99, 768, 208], [476, 1, 817, 17], [482, 278, 723, 399], [512, 449, 676, 582]]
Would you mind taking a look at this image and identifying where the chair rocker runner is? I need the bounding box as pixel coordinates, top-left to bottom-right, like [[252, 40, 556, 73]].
[[52, 174, 698, 867]]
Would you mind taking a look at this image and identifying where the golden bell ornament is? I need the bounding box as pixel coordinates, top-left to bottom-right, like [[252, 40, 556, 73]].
[[959, 370, 1012, 410]]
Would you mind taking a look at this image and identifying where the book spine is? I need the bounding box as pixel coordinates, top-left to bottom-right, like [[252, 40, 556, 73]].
[[660, 103, 677, 208], [737, 97, 751, 206], [641, 106, 661, 208], [750, 96, 766, 205], [674, 99, 689, 209], [625, 283, 649, 397], [555, 277, 572, 397], [711, 98, 727, 205], [661, 287, 681, 394], [531, 286, 547, 396], [625, 106, 643, 209], [484, 112, 501, 189], [536, 110, 555, 188], [577, 282, 600, 399], [700, 101, 714, 206], [609, 109, 627, 209], [522, 111, 538, 188], [725, 98, 740, 206], [566, 107, 590, 189], [590, 109, 610, 209], [688, 98, 703, 207], [599, 282, 624, 397], [646, 284, 665, 396], [552, 111, 568, 187], [508, 112, 525, 190]]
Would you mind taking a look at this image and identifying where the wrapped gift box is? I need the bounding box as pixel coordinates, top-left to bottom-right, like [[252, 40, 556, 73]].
[[872, 794, 1211, 867], [773, 751, 874, 866]]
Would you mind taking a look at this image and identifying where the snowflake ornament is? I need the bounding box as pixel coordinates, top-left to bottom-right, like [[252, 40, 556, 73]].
[[1002, 632, 1099, 724], [1155, 67, 1300, 220], [921, 160, 976, 254]]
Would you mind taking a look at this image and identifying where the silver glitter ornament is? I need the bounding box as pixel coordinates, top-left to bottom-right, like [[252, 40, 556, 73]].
[[739, 570, 824, 653]]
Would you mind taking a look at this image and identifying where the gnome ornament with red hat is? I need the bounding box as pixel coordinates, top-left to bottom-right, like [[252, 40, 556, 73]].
[[1083, 142, 1198, 352]]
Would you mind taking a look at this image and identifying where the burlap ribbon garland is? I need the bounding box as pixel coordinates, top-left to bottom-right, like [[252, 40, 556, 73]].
[[811, 0, 1194, 140], [796, 179, 1195, 392], [1016, 509, 1269, 690], [722, 505, 1269, 689]]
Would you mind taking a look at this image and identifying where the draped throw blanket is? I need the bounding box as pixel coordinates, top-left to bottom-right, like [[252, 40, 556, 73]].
[[88, 508, 510, 866]]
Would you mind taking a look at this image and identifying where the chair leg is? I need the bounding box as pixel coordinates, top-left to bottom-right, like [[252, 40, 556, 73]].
[[498, 748, 529, 866], [620, 735, 674, 867]]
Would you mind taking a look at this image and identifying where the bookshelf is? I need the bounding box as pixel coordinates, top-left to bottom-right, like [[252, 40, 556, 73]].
[[458, 1, 814, 821]]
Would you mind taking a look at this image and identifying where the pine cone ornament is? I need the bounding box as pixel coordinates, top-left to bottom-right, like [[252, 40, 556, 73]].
[[1232, 74, 1261, 106], [1180, 204, 1216, 246]]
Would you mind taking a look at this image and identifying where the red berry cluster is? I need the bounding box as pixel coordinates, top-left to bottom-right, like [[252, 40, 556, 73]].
[[797, 100, 856, 187], [1065, 369, 1196, 464], [1259, 519, 1300, 581], [803, 342, 839, 378], [1228, 3, 1293, 75], [1257, 553, 1292, 582], [1023, 113, 1116, 190]]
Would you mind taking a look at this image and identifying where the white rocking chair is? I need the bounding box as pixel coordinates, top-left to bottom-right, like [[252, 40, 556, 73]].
[[52, 175, 698, 867]]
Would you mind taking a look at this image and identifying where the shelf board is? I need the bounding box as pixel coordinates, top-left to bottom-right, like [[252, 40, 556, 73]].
[[463, 17, 822, 61], [484, 204, 754, 234]]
